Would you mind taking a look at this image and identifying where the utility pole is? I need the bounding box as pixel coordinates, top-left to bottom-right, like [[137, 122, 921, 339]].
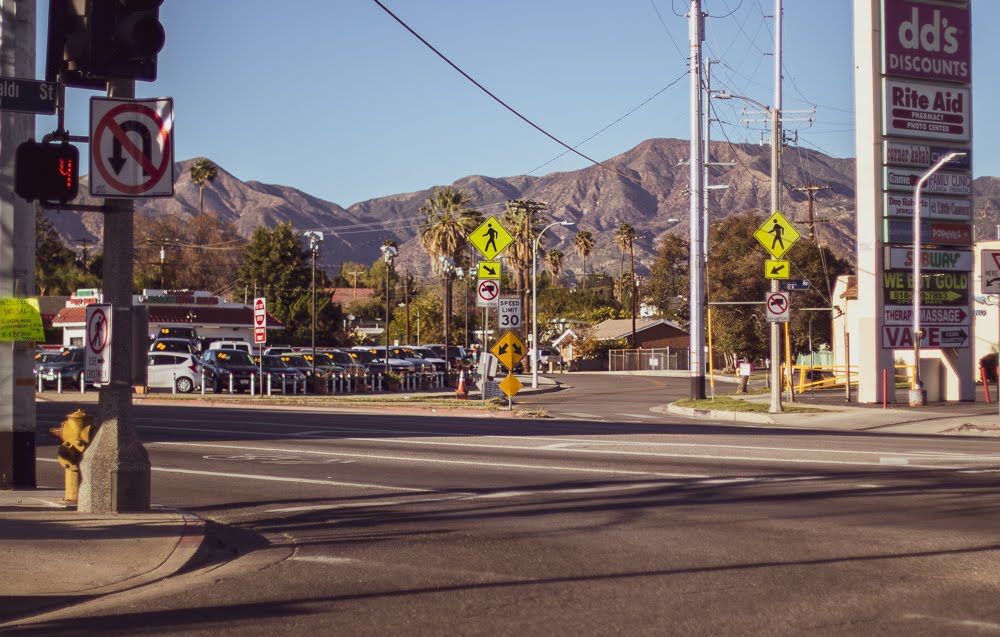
[[403, 271, 410, 344], [792, 184, 830, 240], [79, 78, 152, 513], [768, 0, 783, 413], [688, 0, 706, 399], [0, 0, 37, 489]]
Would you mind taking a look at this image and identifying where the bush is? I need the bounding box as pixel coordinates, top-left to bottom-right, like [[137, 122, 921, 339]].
[[981, 352, 998, 383]]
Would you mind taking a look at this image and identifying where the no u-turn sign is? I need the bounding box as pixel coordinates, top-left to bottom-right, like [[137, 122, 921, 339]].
[[90, 97, 175, 198]]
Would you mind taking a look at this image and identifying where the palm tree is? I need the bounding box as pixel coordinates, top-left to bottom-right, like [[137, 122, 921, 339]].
[[419, 187, 483, 358], [573, 230, 594, 290], [615, 223, 639, 347], [189, 158, 218, 216], [544, 249, 565, 285], [502, 200, 547, 326]]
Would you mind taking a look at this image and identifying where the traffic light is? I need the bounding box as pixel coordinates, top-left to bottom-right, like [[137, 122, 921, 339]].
[[45, 0, 165, 86], [14, 141, 80, 203], [88, 0, 165, 82]]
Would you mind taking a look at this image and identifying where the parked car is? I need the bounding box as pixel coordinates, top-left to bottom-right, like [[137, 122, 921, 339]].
[[147, 352, 201, 393], [36, 346, 88, 389], [277, 353, 346, 379], [319, 349, 367, 376], [352, 346, 416, 373], [424, 344, 468, 368], [200, 349, 258, 393], [254, 355, 307, 390], [149, 337, 199, 357], [528, 348, 562, 366], [263, 345, 294, 356], [404, 346, 448, 372], [206, 340, 254, 355], [155, 327, 201, 352]]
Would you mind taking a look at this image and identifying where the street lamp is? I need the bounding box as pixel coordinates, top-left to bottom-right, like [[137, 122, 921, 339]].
[[304, 231, 324, 382], [910, 151, 966, 407], [533, 220, 575, 388], [381, 244, 398, 372], [439, 255, 456, 374]]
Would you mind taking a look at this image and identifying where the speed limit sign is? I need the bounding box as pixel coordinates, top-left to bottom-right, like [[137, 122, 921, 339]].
[[498, 297, 522, 329]]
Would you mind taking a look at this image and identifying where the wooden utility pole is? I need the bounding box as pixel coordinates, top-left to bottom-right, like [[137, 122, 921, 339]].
[[792, 184, 831, 240]]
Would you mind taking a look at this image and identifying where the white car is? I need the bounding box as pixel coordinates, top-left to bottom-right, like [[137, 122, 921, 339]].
[[147, 352, 201, 393]]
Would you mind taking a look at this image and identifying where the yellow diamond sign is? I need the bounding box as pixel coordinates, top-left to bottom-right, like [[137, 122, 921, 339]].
[[764, 259, 791, 279], [490, 329, 527, 371], [754, 211, 800, 259], [470, 215, 514, 260], [498, 373, 523, 398], [478, 261, 502, 280]]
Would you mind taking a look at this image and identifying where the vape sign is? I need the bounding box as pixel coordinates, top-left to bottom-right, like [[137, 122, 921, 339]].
[[882, 0, 971, 84]]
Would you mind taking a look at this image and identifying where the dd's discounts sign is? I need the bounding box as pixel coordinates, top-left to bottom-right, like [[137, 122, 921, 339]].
[[90, 97, 175, 198]]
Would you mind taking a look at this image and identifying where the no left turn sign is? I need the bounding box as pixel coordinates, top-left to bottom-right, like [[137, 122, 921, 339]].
[[90, 97, 175, 198]]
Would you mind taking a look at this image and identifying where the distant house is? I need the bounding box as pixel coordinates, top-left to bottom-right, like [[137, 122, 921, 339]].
[[590, 318, 689, 349]]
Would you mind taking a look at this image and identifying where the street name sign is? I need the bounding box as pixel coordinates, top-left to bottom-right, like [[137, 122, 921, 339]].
[[478, 261, 502, 280], [498, 297, 522, 329], [780, 279, 811, 292], [0, 77, 56, 114], [764, 259, 790, 279], [754, 211, 800, 259], [469, 216, 513, 260], [490, 329, 527, 371], [85, 304, 112, 384], [982, 250, 1000, 294], [90, 97, 175, 198], [765, 292, 790, 323]]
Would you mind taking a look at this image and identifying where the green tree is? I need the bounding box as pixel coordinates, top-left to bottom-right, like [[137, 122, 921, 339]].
[[574, 230, 594, 290], [189, 158, 218, 216], [35, 211, 97, 295], [134, 213, 241, 292], [234, 223, 315, 339], [419, 187, 483, 346], [643, 233, 690, 326], [502, 200, 547, 309]]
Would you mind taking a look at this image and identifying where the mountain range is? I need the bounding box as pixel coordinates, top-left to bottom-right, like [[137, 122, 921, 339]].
[[46, 138, 1000, 282]]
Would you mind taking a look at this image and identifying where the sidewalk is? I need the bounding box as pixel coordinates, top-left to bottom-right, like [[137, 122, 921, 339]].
[[0, 489, 205, 626]]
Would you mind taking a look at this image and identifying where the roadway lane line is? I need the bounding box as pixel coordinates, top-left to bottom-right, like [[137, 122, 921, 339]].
[[153, 441, 710, 479], [140, 421, 1000, 463], [148, 467, 432, 492]]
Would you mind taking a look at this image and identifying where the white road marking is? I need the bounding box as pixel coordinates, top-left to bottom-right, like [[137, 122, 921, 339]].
[[560, 412, 604, 420], [290, 556, 355, 565], [150, 466, 430, 492], [538, 442, 575, 449], [621, 414, 657, 420], [155, 441, 709, 479], [268, 495, 464, 513]]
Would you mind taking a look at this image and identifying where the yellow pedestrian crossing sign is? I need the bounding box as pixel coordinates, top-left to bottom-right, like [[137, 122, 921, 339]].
[[470, 215, 514, 260], [765, 259, 791, 279], [478, 261, 502, 280], [754, 211, 800, 259]]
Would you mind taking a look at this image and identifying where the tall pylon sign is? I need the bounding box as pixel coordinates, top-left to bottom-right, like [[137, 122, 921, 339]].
[[853, 0, 974, 403]]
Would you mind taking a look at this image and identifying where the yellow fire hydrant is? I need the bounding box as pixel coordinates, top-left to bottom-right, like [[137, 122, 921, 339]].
[[48, 409, 93, 503]]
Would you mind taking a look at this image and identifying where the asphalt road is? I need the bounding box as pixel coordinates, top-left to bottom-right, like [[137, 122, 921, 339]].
[[28, 376, 1000, 635]]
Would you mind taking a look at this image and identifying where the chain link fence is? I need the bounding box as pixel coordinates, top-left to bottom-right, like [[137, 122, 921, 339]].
[[608, 348, 690, 372]]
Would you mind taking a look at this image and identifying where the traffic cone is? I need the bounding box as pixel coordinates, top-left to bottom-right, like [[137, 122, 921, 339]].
[[455, 369, 468, 399]]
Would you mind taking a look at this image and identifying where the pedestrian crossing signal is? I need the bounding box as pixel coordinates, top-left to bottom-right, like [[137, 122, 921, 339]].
[[14, 140, 79, 203]]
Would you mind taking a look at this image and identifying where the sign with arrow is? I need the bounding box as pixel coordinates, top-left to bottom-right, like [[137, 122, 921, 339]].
[[478, 261, 502, 280], [764, 259, 791, 280], [754, 211, 800, 259], [982, 249, 1000, 294], [90, 97, 174, 198], [85, 304, 112, 384], [882, 325, 970, 349], [490, 329, 527, 371]]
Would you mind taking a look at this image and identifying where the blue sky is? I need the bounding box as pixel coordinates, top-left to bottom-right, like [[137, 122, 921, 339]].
[[36, 0, 998, 208]]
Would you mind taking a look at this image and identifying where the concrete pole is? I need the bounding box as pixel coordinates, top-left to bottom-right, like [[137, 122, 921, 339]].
[[688, 0, 706, 399], [769, 0, 783, 413], [0, 0, 38, 489], [78, 79, 151, 513]]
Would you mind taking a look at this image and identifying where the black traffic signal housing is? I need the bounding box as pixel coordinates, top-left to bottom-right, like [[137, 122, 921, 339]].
[[14, 141, 80, 203], [89, 0, 166, 82], [45, 0, 165, 86]]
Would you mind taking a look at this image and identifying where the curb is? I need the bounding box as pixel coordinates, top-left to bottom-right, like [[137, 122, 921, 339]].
[[663, 402, 779, 425]]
